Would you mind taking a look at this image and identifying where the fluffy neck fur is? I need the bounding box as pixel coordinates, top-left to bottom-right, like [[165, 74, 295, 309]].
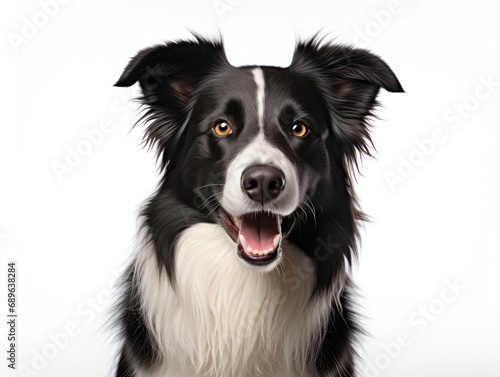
[[133, 222, 336, 377]]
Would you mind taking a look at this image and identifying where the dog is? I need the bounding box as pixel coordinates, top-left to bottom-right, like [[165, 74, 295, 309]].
[[113, 35, 403, 377]]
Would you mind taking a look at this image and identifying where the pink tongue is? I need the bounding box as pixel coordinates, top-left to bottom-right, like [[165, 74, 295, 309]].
[[240, 213, 279, 252]]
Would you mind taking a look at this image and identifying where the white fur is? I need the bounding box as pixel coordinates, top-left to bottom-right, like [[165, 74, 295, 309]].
[[221, 133, 300, 218], [134, 223, 333, 377], [252, 68, 265, 130]]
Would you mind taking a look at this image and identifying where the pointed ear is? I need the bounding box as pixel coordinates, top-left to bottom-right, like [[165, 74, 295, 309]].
[[114, 36, 228, 106], [291, 38, 404, 158], [114, 37, 228, 173]]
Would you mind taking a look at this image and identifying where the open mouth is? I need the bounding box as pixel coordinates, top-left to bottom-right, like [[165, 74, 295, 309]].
[[220, 209, 294, 266]]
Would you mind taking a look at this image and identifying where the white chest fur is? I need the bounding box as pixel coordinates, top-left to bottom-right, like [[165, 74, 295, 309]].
[[134, 223, 331, 377]]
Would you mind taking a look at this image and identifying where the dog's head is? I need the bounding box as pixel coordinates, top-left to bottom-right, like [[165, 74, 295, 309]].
[[116, 36, 402, 284]]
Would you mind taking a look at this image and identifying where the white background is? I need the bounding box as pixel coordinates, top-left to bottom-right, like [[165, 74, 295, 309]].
[[1, 0, 499, 376]]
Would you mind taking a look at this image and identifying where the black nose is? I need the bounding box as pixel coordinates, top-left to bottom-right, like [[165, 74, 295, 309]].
[[241, 165, 286, 204]]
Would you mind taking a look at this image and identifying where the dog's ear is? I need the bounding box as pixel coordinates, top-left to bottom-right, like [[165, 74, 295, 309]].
[[115, 36, 228, 103], [291, 38, 403, 159], [114, 36, 229, 172]]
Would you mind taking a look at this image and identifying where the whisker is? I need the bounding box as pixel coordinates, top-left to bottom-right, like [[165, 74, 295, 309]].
[[206, 203, 221, 217], [296, 204, 308, 223], [198, 191, 223, 210], [196, 183, 225, 190], [303, 195, 317, 226]]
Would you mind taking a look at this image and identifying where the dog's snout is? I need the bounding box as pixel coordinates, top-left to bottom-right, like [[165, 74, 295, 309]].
[[241, 165, 286, 204]]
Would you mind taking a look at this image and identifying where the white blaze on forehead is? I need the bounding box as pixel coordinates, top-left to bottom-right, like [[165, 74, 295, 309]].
[[252, 67, 265, 130]]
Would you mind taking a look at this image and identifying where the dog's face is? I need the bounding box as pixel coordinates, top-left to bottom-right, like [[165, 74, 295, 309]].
[[116, 36, 403, 271], [178, 66, 332, 269]]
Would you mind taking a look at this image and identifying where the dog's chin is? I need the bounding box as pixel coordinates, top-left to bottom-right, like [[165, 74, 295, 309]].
[[219, 208, 294, 269]]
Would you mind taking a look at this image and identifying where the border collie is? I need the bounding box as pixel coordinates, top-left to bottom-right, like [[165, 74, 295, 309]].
[[113, 35, 403, 377]]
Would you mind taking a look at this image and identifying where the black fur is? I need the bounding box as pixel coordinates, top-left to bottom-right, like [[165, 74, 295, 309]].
[[113, 35, 403, 376]]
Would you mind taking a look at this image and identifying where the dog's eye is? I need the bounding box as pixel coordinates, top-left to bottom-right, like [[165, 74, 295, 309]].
[[214, 121, 232, 137], [291, 122, 308, 138]]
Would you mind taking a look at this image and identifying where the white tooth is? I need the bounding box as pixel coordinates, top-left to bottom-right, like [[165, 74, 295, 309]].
[[252, 250, 258, 255], [239, 234, 248, 251], [233, 216, 242, 228], [263, 250, 269, 255], [258, 251, 264, 256], [268, 247, 273, 252], [273, 234, 281, 249]]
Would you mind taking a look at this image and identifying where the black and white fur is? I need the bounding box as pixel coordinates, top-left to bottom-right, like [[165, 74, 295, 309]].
[[113, 35, 403, 377]]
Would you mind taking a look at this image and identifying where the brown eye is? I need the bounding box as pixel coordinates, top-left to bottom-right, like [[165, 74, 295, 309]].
[[291, 122, 308, 138], [214, 121, 232, 137]]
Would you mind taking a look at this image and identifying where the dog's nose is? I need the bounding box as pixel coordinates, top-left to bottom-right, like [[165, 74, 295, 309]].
[[241, 165, 286, 204]]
